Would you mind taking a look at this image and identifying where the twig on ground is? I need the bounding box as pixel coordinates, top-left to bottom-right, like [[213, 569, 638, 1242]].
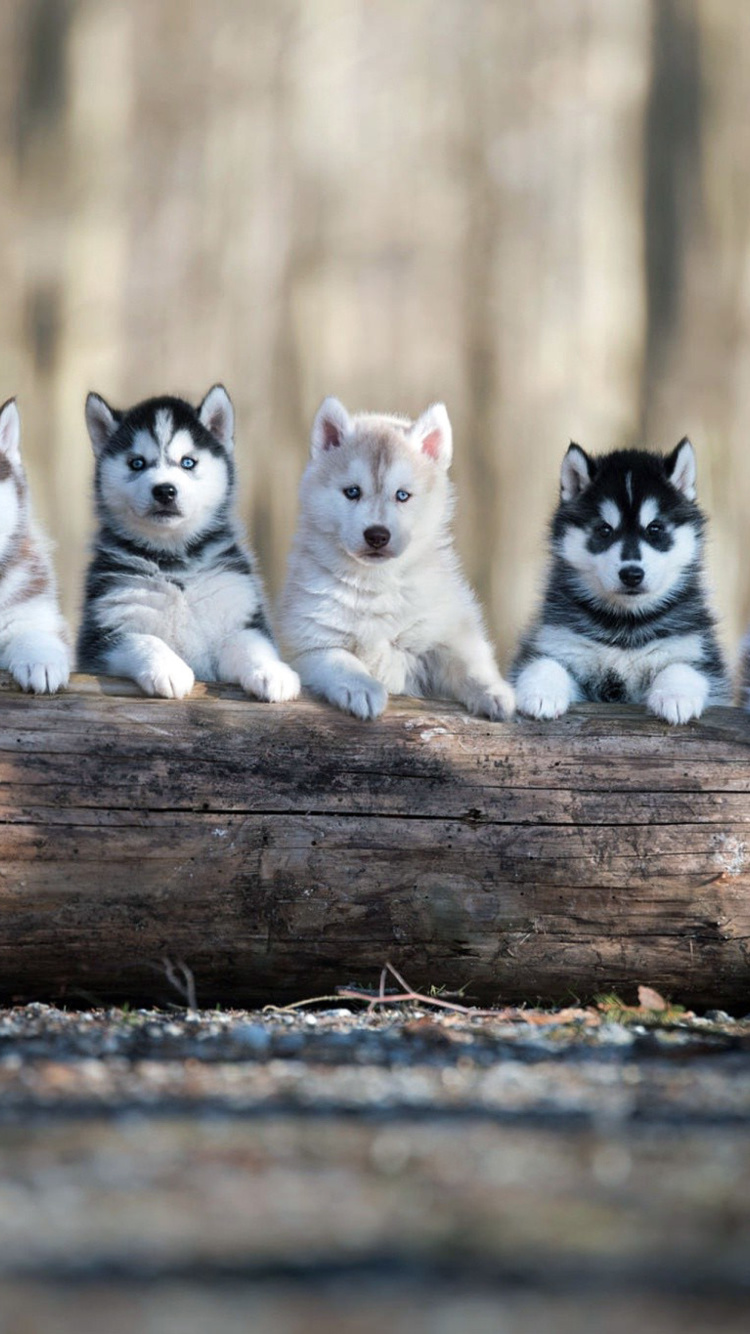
[[161, 957, 198, 1011], [336, 961, 505, 1017]]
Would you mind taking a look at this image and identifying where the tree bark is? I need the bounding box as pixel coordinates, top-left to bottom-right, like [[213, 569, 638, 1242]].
[[0, 673, 748, 1010]]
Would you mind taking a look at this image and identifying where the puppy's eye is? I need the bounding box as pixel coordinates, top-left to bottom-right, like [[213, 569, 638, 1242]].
[[395, 489, 411, 503], [343, 485, 361, 501], [180, 457, 197, 470], [594, 521, 613, 539], [128, 456, 146, 472], [646, 519, 665, 537]]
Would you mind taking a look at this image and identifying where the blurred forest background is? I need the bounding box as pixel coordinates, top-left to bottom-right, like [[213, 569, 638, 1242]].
[[1, 0, 750, 671]]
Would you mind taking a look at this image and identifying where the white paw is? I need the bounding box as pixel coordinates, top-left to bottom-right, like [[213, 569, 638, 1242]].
[[470, 680, 516, 721], [330, 678, 388, 720], [647, 664, 707, 725], [10, 649, 70, 695], [515, 659, 572, 720], [137, 653, 195, 699], [242, 660, 301, 703], [647, 688, 704, 725]]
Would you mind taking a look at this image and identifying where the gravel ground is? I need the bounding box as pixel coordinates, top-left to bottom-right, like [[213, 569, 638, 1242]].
[[0, 998, 748, 1333]]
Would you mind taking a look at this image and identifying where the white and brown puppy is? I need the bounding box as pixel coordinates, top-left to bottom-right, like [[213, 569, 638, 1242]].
[[0, 398, 70, 693], [279, 397, 514, 721], [78, 386, 299, 701]]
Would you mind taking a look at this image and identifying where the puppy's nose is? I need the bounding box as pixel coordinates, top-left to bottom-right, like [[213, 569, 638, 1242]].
[[152, 483, 177, 505], [619, 564, 644, 589], [364, 525, 391, 550]]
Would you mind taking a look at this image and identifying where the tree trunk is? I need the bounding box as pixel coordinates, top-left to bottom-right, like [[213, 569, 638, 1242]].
[[0, 673, 748, 1010]]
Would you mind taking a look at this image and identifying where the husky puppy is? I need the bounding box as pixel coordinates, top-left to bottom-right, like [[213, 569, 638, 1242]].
[[0, 398, 71, 693], [512, 439, 729, 723], [279, 396, 514, 721], [78, 385, 300, 701]]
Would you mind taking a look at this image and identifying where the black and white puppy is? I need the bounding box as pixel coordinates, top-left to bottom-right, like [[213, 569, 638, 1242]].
[[78, 386, 300, 701], [512, 439, 729, 723]]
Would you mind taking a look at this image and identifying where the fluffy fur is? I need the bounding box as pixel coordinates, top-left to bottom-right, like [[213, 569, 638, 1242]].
[[0, 399, 70, 693], [512, 439, 729, 724], [279, 396, 514, 721], [77, 385, 299, 701]]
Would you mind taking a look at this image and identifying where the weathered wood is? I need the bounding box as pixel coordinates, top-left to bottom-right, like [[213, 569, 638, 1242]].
[[0, 671, 749, 1009]]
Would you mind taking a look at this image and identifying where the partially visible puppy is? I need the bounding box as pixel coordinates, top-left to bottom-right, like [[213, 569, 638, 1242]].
[[279, 396, 514, 721], [0, 398, 70, 693], [78, 385, 299, 701], [513, 438, 729, 723]]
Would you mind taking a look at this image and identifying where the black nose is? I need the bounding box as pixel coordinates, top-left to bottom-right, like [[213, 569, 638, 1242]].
[[619, 564, 644, 589], [364, 525, 390, 550], [152, 483, 177, 505]]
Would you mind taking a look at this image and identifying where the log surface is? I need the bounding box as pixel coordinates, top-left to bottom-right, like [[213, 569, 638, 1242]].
[[1, 673, 749, 1008]]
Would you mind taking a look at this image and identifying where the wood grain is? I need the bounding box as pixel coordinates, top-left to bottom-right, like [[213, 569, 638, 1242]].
[[0, 672, 749, 1009]]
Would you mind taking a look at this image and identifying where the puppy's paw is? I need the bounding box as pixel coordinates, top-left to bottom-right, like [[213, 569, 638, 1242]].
[[10, 650, 70, 695], [243, 660, 301, 703], [515, 659, 572, 720], [329, 677, 388, 720], [137, 652, 195, 700], [8, 637, 70, 693], [647, 665, 707, 726], [470, 679, 516, 721]]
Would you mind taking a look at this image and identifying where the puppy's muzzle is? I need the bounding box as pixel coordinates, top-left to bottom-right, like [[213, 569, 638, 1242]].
[[152, 483, 178, 506]]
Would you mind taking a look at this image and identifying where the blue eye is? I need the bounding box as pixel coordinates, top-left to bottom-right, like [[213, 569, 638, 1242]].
[[128, 456, 146, 472], [343, 485, 361, 500], [181, 456, 197, 470], [395, 489, 411, 503]]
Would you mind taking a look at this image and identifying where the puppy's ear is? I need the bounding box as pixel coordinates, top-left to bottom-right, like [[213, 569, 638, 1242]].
[[560, 443, 594, 502], [199, 384, 234, 452], [409, 402, 452, 469], [0, 398, 21, 465], [664, 436, 696, 500], [86, 393, 119, 458], [311, 397, 352, 458]]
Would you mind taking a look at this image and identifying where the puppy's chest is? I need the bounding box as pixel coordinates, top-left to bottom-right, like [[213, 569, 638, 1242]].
[[113, 564, 257, 663], [538, 624, 706, 699]]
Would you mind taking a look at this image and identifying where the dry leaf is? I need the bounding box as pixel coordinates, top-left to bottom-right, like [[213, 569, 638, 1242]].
[[637, 985, 667, 1012]]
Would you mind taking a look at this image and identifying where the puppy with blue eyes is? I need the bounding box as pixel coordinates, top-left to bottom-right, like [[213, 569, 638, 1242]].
[[279, 396, 514, 721], [78, 386, 300, 701], [512, 439, 729, 723]]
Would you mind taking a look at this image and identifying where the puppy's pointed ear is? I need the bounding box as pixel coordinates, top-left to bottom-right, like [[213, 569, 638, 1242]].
[[409, 402, 452, 469], [311, 397, 352, 458], [665, 436, 696, 500], [86, 393, 119, 458], [0, 398, 21, 465], [560, 442, 593, 502], [199, 384, 234, 452]]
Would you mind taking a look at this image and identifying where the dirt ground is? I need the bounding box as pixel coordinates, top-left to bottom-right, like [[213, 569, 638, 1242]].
[[0, 996, 748, 1333]]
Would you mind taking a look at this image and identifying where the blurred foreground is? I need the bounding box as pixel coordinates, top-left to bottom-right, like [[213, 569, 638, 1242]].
[[0, 999, 748, 1332]]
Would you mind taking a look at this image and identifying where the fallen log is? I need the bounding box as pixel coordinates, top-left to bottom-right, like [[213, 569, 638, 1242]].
[[0, 672, 749, 1010]]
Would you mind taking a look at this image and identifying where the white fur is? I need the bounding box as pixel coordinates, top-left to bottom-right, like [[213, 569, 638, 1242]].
[[0, 400, 70, 693], [529, 624, 709, 711], [559, 523, 698, 613], [639, 497, 659, 528], [668, 439, 697, 501], [599, 499, 621, 529], [514, 656, 578, 720], [560, 445, 592, 502], [647, 661, 708, 724], [280, 399, 514, 721]]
